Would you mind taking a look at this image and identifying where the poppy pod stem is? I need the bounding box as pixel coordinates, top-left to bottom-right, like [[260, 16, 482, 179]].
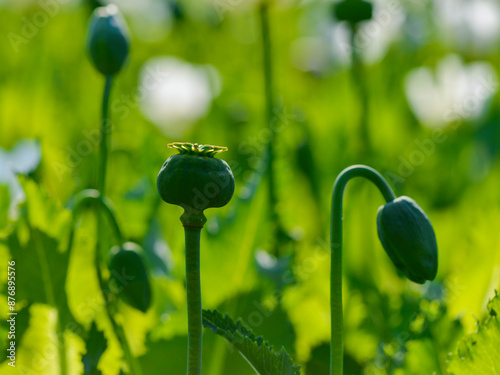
[[184, 225, 203, 375], [330, 165, 396, 375], [157, 142, 235, 375], [182, 209, 206, 375]]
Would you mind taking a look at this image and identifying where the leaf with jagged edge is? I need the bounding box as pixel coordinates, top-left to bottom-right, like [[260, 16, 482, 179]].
[[202, 309, 301, 375], [448, 291, 500, 374]]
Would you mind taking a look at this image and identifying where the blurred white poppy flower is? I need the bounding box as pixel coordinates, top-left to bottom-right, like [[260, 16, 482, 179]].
[[434, 0, 500, 53], [404, 55, 498, 128], [138, 57, 221, 137], [0, 139, 41, 218]]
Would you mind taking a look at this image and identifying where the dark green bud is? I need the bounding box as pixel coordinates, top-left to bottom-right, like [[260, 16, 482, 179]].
[[86, 5, 130, 76], [334, 0, 373, 24], [109, 243, 151, 313], [157, 142, 235, 227], [377, 196, 438, 284]]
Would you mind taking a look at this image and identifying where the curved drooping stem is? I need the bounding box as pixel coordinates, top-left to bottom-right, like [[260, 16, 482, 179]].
[[184, 225, 203, 375], [330, 165, 396, 375], [67, 189, 124, 255]]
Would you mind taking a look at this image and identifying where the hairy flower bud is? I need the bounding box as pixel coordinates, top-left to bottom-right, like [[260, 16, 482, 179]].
[[377, 196, 438, 284], [86, 5, 130, 76]]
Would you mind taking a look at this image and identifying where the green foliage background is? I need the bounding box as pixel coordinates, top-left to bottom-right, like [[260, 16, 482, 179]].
[[0, 0, 499, 374]]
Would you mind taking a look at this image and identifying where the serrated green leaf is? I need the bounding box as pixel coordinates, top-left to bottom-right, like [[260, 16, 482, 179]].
[[448, 292, 500, 374], [202, 309, 301, 375]]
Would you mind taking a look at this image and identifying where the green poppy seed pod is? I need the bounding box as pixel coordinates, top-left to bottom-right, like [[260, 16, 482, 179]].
[[377, 196, 438, 284], [157, 142, 235, 227], [334, 0, 373, 24], [109, 242, 151, 313], [86, 5, 130, 76]]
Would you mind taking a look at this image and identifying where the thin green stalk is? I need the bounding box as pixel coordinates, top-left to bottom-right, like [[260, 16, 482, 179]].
[[330, 165, 396, 375], [56, 317, 68, 375], [349, 25, 370, 154], [259, 2, 284, 255], [184, 226, 203, 375], [93, 74, 142, 375], [97, 75, 113, 193]]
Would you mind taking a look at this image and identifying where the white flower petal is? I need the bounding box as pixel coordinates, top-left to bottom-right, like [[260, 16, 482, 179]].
[[138, 57, 221, 137], [404, 55, 498, 128]]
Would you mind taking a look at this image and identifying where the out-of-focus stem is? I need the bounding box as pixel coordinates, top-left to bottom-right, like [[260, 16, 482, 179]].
[[97, 75, 113, 193], [260, 3, 284, 255], [93, 74, 142, 375], [349, 25, 370, 154]]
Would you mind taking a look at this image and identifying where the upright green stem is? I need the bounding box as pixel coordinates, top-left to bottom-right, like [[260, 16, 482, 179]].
[[97, 75, 113, 193], [330, 165, 396, 375], [184, 226, 203, 375], [260, 2, 283, 255], [349, 25, 370, 154], [92, 74, 142, 375]]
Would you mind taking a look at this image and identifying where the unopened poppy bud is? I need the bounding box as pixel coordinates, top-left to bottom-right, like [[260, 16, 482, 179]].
[[377, 196, 438, 284], [86, 5, 130, 76], [109, 242, 151, 313]]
